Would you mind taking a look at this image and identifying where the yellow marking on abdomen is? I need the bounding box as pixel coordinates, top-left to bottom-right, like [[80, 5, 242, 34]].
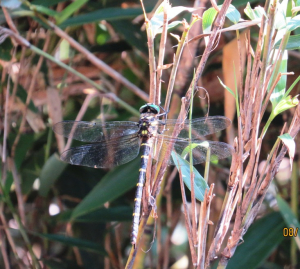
[[137, 183, 144, 187], [141, 155, 149, 159], [141, 143, 151, 146], [133, 213, 140, 216], [134, 198, 141, 202], [139, 168, 146, 172]]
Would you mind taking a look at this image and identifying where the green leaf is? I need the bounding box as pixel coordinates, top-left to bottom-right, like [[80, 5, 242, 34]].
[[150, 3, 195, 37], [218, 77, 235, 98], [9, 133, 35, 170], [202, 5, 240, 45], [36, 233, 106, 255], [278, 133, 295, 169], [39, 153, 67, 197], [274, 34, 300, 50], [60, 7, 150, 28], [287, 14, 300, 31], [226, 212, 285, 269], [71, 158, 140, 219], [277, 195, 300, 249], [56, 206, 132, 223], [270, 52, 288, 108], [0, 0, 22, 9], [4, 171, 14, 195], [20, 147, 45, 194], [273, 95, 299, 116], [32, 0, 68, 6], [154, 20, 182, 35], [244, 3, 266, 21], [202, 7, 218, 44], [0, 38, 13, 61], [31, 5, 59, 17], [225, 5, 241, 24], [181, 143, 205, 160], [274, 1, 287, 30], [171, 151, 209, 202], [56, 0, 89, 25]]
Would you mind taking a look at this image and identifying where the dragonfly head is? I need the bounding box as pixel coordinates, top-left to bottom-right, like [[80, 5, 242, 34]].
[[139, 103, 160, 114]]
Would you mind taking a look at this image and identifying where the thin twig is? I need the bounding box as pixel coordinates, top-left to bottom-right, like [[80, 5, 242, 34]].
[[155, 0, 169, 105], [11, 33, 51, 159]]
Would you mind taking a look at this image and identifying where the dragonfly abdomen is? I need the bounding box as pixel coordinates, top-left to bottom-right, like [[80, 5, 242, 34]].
[[131, 137, 152, 245]]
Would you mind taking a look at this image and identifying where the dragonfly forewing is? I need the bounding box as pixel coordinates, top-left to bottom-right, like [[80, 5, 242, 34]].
[[53, 121, 139, 142], [158, 116, 231, 140]]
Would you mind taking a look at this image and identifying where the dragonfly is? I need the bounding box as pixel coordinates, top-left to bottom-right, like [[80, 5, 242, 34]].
[[53, 103, 233, 245]]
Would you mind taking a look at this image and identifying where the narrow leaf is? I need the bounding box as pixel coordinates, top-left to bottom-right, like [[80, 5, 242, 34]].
[[71, 158, 139, 219], [39, 153, 67, 197], [32, 0, 67, 6], [171, 151, 209, 202], [218, 77, 236, 98], [273, 95, 299, 116], [154, 20, 182, 35], [279, 133, 295, 169], [150, 3, 195, 37], [56, 0, 89, 25], [202, 7, 218, 44], [286, 14, 300, 31], [274, 34, 300, 50], [244, 3, 266, 21], [36, 233, 106, 254], [31, 5, 59, 17], [60, 7, 151, 28]]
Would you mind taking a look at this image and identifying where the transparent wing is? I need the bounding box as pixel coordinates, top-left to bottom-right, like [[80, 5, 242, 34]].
[[157, 116, 231, 139], [60, 135, 140, 168], [53, 120, 139, 142], [153, 136, 234, 165]]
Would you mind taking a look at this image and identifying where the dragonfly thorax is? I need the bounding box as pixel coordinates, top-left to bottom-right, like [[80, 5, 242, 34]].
[[138, 115, 158, 138]]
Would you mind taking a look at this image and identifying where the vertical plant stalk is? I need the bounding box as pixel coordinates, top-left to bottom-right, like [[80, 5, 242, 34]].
[[197, 147, 211, 269], [177, 160, 197, 265], [145, 17, 157, 103], [197, 184, 214, 269], [0, 230, 10, 269], [164, 17, 199, 112], [291, 162, 298, 266], [2, 67, 11, 163], [190, 0, 232, 90], [188, 75, 198, 252], [155, 0, 169, 105]]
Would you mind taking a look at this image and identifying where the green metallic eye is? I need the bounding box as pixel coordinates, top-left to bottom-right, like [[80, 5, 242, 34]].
[[148, 104, 160, 113], [139, 104, 147, 112], [139, 103, 160, 114]]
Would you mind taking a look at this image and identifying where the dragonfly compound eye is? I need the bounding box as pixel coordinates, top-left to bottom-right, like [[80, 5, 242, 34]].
[[139, 103, 160, 114]]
